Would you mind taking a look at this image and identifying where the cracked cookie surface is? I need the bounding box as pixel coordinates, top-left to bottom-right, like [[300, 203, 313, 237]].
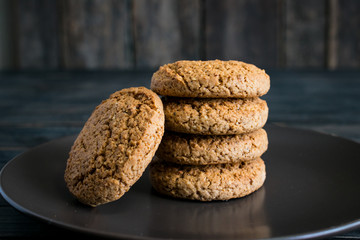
[[64, 87, 164, 207], [163, 97, 268, 135], [149, 157, 266, 201], [151, 60, 270, 98], [156, 129, 268, 165]]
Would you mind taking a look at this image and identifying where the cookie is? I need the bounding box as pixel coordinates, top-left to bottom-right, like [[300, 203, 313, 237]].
[[149, 158, 266, 201], [156, 129, 268, 165], [151, 60, 270, 98], [163, 97, 268, 135], [64, 87, 164, 207]]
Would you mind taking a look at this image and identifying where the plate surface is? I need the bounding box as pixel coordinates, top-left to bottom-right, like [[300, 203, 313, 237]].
[[1, 124, 360, 239]]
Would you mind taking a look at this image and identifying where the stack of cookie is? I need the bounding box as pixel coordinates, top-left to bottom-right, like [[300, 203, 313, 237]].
[[149, 60, 270, 201]]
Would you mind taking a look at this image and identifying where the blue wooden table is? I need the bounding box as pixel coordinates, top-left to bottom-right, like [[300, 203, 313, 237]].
[[0, 70, 359, 239]]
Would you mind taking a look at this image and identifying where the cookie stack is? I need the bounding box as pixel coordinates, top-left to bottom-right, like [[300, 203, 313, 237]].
[[149, 60, 270, 201]]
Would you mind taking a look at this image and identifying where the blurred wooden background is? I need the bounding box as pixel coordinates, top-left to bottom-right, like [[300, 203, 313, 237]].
[[0, 0, 359, 70]]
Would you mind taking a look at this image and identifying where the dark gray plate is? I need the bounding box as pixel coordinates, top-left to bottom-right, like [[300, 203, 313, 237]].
[[1, 124, 360, 239]]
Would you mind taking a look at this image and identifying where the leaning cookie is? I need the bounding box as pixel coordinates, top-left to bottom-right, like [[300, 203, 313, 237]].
[[151, 60, 270, 98], [64, 87, 164, 207], [149, 158, 266, 201], [156, 129, 268, 165], [163, 97, 268, 135]]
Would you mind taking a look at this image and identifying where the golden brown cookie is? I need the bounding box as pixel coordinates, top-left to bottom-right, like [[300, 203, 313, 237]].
[[156, 129, 268, 165], [64, 87, 164, 207], [151, 60, 270, 98], [149, 158, 266, 201], [163, 97, 268, 135]]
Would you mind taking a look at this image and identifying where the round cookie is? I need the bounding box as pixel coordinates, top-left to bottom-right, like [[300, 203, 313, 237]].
[[64, 87, 164, 207], [163, 97, 268, 135], [156, 129, 268, 165], [151, 60, 270, 98], [149, 158, 266, 201]]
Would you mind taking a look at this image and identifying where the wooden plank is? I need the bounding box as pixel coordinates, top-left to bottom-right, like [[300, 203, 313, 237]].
[[284, 0, 326, 68], [133, 0, 201, 68], [205, 0, 279, 68], [0, 126, 80, 150], [0, 71, 153, 127], [14, 0, 59, 69], [0, 0, 15, 70], [326, 0, 338, 69], [60, 0, 133, 69], [335, 0, 360, 68]]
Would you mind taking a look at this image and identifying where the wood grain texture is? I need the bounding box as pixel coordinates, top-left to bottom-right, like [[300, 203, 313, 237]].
[[336, 0, 360, 68], [60, 0, 133, 69], [4, 0, 360, 70], [14, 0, 59, 69], [285, 0, 326, 68], [326, 0, 338, 69], [133, 0, 201, 68], [205, 0, 279, 68], [0, 0, 15, 69]]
